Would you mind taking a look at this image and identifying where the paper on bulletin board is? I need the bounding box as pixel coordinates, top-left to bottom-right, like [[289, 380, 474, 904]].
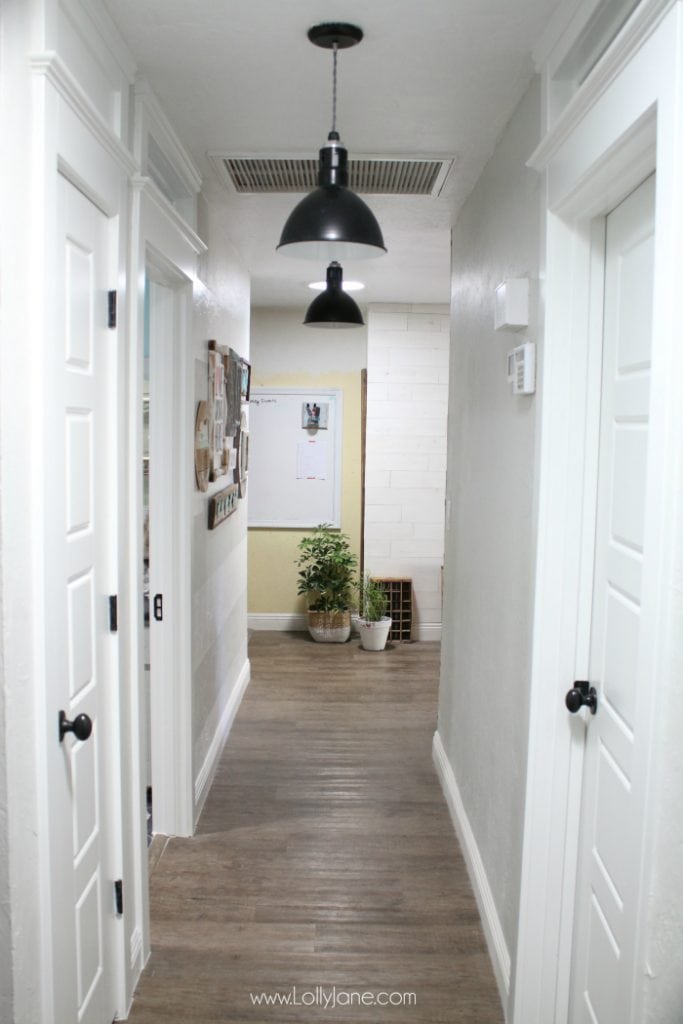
[[296, 439, 327, 480]]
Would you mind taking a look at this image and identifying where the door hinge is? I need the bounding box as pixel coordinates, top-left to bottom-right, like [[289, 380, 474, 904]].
[[114, 879, 123, 916], [153, 593, 163, 622], [109, 595, 118, 633], [107, 290, 117, 329]]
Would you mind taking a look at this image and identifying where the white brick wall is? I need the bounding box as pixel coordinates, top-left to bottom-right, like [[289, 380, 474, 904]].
[[364, 304, 450, 640]]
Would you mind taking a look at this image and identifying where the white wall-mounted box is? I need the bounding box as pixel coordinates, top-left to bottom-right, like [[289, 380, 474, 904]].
[[494, 278, 529, 330]]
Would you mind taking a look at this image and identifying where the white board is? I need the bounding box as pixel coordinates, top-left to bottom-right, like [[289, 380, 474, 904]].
[[248, 387, 343, 528]]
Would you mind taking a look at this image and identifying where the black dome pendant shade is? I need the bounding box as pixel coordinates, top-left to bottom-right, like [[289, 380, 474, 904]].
[[277, 23, 387, 261], [278, 134, 386, 260], [303, 262, 365, 328]]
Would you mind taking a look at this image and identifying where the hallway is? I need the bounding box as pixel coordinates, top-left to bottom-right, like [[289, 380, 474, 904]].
[[126, 633, 503, 1023]]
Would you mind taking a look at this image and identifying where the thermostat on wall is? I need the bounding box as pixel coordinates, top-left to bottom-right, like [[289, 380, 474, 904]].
[[507, 342, 536, 395]]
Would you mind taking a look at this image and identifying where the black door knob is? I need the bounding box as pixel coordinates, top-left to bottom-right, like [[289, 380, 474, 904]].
[[59, 711, 93, 743], [565, 681, 598, 715]]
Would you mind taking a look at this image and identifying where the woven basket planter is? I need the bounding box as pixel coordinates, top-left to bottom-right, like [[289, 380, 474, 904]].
[[307, 609, 351, 644]]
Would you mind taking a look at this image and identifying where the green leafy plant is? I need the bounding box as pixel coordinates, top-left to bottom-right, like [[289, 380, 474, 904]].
[[296, 524, 358, 612], [358, 574, 388, 623]]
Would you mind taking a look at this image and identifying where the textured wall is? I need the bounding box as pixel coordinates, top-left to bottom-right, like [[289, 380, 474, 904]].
[[248, 309, 366, 618], [437, 77, 542, 965], [364, 304, 450, 639], [191, 198, 251, 789]]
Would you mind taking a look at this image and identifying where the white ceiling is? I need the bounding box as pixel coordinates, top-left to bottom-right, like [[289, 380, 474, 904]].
[[104, 0, 562, 309]]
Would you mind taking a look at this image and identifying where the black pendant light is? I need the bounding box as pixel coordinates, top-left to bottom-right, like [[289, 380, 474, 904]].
[[303, 262, 365, 328], [277, 23, 387, 261]]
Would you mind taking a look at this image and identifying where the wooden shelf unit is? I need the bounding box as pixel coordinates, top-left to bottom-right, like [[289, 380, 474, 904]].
[[372, 577, 413, 643]]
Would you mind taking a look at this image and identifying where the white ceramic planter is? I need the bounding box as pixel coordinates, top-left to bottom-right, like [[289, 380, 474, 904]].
[[358, 616, 392, 651]]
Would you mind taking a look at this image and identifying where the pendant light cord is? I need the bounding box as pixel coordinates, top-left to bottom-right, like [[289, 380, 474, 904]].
[[331, 42, 338, 135]]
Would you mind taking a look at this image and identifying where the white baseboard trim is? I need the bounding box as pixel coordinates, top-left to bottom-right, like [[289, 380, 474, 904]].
[[193, 658, 251, 822], [247, 615, 441, 640], [124, 924, 146, 1020], [129, 926, 143, 972], [248, 613, 307, 631], [415, 622, 442, 641], [432, 730, 511, 1014]]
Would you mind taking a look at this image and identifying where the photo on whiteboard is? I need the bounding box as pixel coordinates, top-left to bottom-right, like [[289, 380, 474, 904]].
[[302, 401, 329, 429]]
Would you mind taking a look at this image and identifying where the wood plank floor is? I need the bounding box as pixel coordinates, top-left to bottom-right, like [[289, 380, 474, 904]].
[[126, 632, 504, 1023]]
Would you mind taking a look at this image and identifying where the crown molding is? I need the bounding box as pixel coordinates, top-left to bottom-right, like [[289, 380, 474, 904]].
[[30, 51, 138, 177], [132, 175, 207, 255], [60, 0, 137, 84], [134, 79, 202, 195], [528, 0, 676, 172], [532, 0, 593, 71]]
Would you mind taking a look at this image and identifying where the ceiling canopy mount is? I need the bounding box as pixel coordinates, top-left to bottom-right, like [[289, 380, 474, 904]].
[[307, 23, 364, 50]]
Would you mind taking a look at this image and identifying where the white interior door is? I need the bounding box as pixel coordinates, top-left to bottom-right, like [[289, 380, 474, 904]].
[[569, 174, 656, 1023], [44, 173, 120, 1024]]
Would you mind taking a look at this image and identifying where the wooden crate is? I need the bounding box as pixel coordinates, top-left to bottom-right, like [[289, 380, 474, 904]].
[[372, 577, 413, 643]]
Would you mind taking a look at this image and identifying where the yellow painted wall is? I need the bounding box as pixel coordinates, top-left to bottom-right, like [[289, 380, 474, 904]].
[[248, 370, 362, 614]]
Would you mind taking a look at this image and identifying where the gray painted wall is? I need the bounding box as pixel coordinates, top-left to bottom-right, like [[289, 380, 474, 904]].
[[437, 77, 542, 972], [191, 198, 251, 797]]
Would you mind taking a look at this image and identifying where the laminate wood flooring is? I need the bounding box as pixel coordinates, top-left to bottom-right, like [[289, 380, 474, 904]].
[[125, 632, 504, 1023]]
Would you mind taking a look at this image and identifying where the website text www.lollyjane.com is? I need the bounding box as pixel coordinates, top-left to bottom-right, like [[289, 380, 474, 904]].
[[249, 986, 417, 1010]]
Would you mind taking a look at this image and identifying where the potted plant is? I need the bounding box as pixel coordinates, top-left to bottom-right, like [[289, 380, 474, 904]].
[[296, 524, 358, 642], [357, 574, 392, 652]]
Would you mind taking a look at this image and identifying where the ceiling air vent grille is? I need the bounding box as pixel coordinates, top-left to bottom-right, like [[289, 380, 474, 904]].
[[215, 156, 451, 196]]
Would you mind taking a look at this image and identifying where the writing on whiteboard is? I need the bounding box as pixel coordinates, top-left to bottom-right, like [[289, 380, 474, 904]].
[[296, 439, 327, 480]]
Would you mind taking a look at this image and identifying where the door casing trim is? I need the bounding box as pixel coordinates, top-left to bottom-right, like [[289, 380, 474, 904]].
[[514, 8, 683, 1023]]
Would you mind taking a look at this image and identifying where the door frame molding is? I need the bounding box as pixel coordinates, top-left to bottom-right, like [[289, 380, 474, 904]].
[[145, 264, 193, 841], [125, 179, 206, 977], [18, 60, 133, 1024], [514, 8, 683, 1023]]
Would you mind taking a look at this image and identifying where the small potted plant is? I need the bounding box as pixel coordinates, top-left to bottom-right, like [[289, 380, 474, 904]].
[[357, 574, 392, 652], [296, 524, 358, 642]]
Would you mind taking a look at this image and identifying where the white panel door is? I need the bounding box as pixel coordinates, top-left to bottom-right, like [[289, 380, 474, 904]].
[[569, 175, 656, 1024], [44, 174, 119, 1024]]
